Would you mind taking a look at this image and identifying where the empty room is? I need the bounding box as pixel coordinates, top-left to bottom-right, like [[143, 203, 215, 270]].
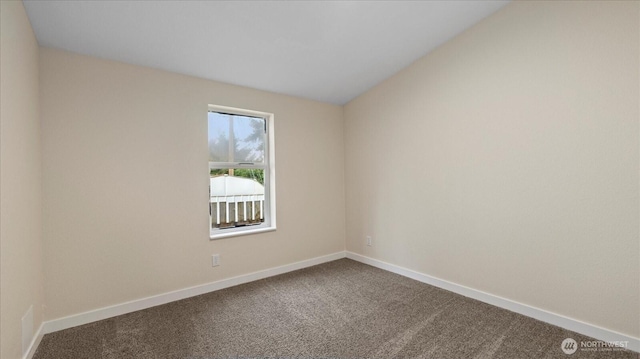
[[1, 0, 638, 358]]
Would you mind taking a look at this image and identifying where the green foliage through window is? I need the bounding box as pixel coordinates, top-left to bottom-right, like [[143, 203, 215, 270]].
[[210, 168, 264, 185]]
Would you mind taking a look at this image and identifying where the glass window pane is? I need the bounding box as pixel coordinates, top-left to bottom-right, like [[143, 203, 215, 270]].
[[210, 168, 264, 185], [208, 112, 265, 163], [209, 169, 265, 230]]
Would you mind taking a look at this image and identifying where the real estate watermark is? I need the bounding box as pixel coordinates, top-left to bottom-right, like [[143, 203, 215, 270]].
[[561, 338, 629, 355], [561, 338, 577, 354]]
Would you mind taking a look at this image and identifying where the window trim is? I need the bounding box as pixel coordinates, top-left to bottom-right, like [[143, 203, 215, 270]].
[[208, 104, 276, 240]]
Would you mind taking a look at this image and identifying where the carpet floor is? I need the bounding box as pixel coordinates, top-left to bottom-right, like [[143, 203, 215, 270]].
[[33, 259, 638, 359]]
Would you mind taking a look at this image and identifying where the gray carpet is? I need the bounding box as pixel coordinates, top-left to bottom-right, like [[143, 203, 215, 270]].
[[33, 259, 638, 359]]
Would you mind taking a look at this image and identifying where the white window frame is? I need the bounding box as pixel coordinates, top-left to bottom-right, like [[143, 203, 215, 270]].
[[208, 104, 276, 240]]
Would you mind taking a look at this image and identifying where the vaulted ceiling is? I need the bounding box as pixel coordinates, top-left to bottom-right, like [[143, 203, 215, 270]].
[[24, 1, 509, 105]]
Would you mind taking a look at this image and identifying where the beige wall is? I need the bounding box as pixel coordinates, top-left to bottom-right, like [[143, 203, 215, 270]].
[[39, 48, 345, 320], [1, 1, 45, 358], [345, 0, 639, 338]]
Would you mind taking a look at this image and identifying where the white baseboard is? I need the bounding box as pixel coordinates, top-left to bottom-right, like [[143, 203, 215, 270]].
[[37, 250, 639, 354], [346, 251, 640, 353], [23, 322, 44, 359], [42, 251, 347, 334]]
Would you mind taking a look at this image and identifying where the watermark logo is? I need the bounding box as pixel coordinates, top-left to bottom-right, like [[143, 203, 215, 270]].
[[561, 338, 629, 355], [561, 338, 577, 355]]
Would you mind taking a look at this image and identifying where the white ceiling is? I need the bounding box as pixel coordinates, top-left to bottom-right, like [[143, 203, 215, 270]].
[[23, 0, 509, 105]]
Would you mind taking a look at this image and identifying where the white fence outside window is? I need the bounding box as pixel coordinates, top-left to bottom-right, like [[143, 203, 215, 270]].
[[210, 175, 264, 229]]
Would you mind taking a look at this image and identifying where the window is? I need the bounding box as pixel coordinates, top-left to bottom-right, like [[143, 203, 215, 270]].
[[208, 105, 275, 239]]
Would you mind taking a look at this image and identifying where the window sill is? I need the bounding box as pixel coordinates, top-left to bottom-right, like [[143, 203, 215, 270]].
[[210, 226, 276, 240]]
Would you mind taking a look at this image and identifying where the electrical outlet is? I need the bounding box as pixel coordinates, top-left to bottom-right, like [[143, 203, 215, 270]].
[[212, 254, 220, 267], [366, 235, 372, 246]]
